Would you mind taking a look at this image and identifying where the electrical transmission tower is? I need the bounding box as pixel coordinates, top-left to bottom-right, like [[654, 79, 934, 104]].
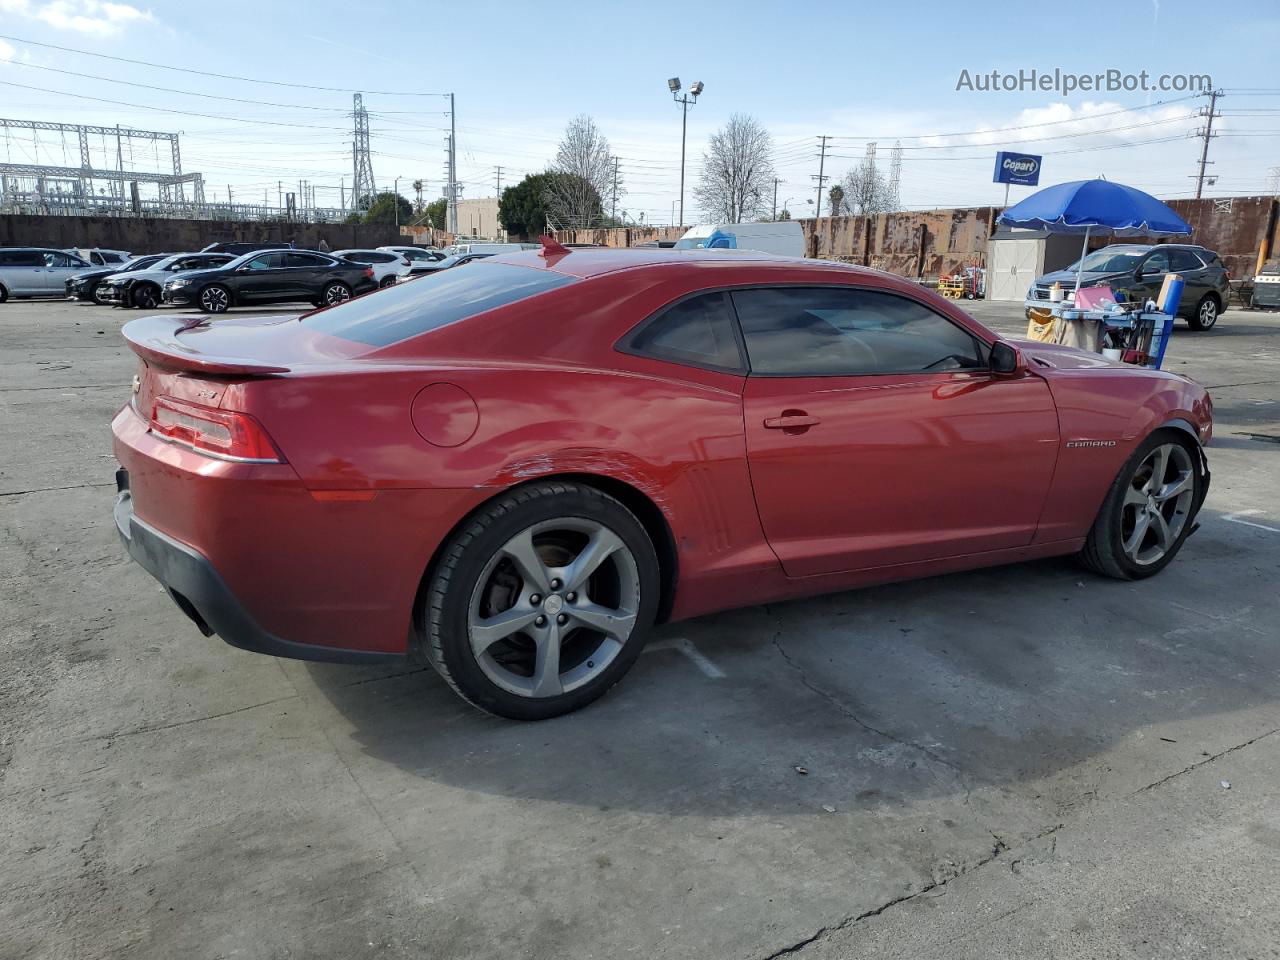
[[350, 93, 376, 212], [886, 141, 903, 212]]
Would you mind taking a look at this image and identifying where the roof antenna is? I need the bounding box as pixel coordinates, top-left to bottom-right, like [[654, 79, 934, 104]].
[[538, 234, 571, 257]]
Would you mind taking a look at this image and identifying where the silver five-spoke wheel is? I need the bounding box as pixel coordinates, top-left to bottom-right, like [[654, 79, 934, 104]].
[[324, 283, 351, 306], [468, 518, 640, 699], [1120, 442, 1195, 566]]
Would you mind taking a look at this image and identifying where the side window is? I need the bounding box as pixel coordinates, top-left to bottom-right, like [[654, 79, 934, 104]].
[[732, 287, 986, 377], [0, 251, 45, 266], [90, 252, 105, 265], [288, 253, 331, 268], [44, 252, 80, 268], [344, 253, 373, 264], [1170, 249, 1203, 271], [1142, 250, 1170, 274], [244, 253, 282, 270], [622, 292, 744, 372]]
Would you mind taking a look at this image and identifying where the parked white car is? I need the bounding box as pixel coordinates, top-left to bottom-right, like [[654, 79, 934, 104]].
[[64, 247, 132, 268], [334, 249, 413, 288], [674, 221, 804, 257], [376, 245, 446, 276], [446, 241, 539, 256]]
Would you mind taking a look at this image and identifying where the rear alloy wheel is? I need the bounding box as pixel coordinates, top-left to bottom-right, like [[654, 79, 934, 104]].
[[322, 282, 352, 306], [423, 482, 659, 720], [378, 275, 396, 289], [199, 285, 231, 314], [0, 283, 8, 303], [1188, 295, 1220, 331], [1081, 433, 1203, 579], [131, 284, 159, 309]]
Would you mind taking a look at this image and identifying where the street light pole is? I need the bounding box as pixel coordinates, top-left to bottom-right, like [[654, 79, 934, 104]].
[[668, 77, 703, 229]]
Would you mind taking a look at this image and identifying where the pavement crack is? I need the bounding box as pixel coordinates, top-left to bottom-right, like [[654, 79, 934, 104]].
[[0, 482, 115, 498], [757, 825, 1061, 960], [88, 693, 300, 742], [770, 631, 964, 777], [1128, 727, 1280, 797]]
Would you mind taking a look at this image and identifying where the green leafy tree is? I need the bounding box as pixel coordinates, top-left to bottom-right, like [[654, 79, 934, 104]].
[[422, 198, 448, 230], [361, 191, 413, 225], [499, 173, 555, 238]]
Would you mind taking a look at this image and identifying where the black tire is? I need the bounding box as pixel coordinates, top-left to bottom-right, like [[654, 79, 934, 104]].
[[0, 283, 8, 303], [1080, 430, 1205, 580], [321, 281, 352, 306], [378, 275, 396, 289], [421, 481, 660, 720], [1187, 294, 1221, 331], [199, 284, 231, 314], [131, 284, 159, 310], [88, 282, 107, 304]]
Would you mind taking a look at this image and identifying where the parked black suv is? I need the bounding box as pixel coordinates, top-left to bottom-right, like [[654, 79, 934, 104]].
[[161, 250, 377, 312], [1028, 243, 1230, 330]]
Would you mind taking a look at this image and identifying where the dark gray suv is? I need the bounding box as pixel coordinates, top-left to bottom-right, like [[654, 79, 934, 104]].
[[1028, 243, 1230, 331]]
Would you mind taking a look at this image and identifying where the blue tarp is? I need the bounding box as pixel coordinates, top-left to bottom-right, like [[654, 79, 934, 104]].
[[997, 179, 1192, 236]]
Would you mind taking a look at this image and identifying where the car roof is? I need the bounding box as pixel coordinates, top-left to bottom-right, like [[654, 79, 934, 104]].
[[483, 247, 852, 281]]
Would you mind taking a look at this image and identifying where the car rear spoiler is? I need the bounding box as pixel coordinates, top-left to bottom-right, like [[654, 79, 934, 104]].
[[121, 315, 292, 376]]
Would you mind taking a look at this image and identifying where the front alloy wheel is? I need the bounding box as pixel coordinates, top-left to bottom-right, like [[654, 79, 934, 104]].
[[199, 285, 230, 313], [423, 482, 659, 720], [1082, 434, 1202, 579], [1119, 442, 1196, 567]]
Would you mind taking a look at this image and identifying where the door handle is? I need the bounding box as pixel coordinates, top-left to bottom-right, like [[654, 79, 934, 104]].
[[763, 411, 820, 432]]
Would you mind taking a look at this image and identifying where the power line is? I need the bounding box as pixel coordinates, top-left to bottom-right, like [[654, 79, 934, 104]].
[[827, 95, 1199, 142], [0, 32, 449, 96], [0, 78, 355, 130]]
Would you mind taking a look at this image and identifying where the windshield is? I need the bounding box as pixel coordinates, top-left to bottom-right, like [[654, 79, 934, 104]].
[[1066, 249, 1147, 273], [123, 257, 162, 272], [673, 237, 707, 250], [303, 261, 576, 347]]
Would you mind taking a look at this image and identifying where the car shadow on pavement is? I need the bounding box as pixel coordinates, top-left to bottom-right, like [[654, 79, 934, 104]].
[[304, 507, 1280, 817]]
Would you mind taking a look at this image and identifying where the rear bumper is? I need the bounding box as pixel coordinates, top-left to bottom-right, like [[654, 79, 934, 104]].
[[114, 468, 404, 665]]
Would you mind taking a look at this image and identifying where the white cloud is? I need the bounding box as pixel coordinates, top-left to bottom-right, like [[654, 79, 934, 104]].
[[0, 38, 16, 61], [0, 0, 153, 35]]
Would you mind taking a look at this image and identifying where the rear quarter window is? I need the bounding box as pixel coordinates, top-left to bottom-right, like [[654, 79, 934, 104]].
[[303, 261, 576, 346]]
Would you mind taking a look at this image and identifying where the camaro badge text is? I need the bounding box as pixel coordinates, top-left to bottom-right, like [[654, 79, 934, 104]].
[[1065, 439, 1118, 448]]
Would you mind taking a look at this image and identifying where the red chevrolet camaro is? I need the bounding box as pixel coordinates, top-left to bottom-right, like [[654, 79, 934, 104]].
[[112, 247, 1213, 719]]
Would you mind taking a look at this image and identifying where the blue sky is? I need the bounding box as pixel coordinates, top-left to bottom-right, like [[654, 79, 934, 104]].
[[1, 0, 1278, 223]]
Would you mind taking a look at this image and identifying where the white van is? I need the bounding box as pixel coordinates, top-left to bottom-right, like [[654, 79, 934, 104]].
[[674, 221, 804, 257]]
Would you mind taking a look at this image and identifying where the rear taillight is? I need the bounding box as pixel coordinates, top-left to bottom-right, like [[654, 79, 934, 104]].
[[401, 257, 411, 267], [150, 396, 284, 463], [364, 267, 375, 279]]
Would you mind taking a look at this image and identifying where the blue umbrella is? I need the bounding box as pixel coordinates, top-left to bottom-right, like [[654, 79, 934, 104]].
[[998, 179, 1192, 293]]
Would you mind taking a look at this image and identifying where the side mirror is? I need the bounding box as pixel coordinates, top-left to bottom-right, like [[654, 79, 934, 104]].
[[990, 341, 1025, 376]]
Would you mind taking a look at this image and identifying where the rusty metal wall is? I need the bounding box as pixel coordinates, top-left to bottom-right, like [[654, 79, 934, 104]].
[[552, 226, 688, 247], [549, 196, 1277, 280]]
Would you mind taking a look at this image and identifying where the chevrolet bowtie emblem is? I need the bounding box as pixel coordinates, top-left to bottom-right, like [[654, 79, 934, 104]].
[[131, 374, 141, 394]]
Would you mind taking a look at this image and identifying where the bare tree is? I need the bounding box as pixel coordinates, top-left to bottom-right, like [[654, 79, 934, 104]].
[[695, 113, 775, 223], [546, 114, 620, 228], [842, 142, 896, 215]]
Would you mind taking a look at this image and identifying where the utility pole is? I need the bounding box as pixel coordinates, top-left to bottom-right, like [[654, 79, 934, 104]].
[[277, 181, 282, 210], [340, 176, 345, 211], [813, 135, 830, 218], [771, 177, 779, 220], [448, 91, 458, 234], [1194, 89, 1223, 200], [611, 156, 619, 222], [494, 164, 503, 199]]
